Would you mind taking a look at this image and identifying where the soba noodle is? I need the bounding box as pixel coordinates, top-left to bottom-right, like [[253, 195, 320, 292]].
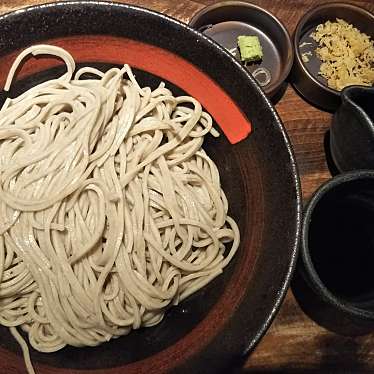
[[0, 45, 240, 373]]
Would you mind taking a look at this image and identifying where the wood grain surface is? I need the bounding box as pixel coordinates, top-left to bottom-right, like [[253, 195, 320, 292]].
[[1, 0, 374, 373]]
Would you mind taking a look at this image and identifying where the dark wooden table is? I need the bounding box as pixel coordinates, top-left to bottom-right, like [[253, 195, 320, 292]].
[[2, 0, 374, 372]]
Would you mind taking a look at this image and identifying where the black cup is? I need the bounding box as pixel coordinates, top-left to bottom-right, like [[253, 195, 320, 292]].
[[293, 171, 374, 336], [330, 85, 374, 172]]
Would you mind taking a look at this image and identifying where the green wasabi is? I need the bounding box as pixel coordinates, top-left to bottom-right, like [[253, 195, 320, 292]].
[[237, 35, 263, 62]]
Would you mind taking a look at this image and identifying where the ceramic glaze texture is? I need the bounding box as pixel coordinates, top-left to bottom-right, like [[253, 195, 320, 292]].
[[330, 86, 374, 172], [294, 171, 374, 336]]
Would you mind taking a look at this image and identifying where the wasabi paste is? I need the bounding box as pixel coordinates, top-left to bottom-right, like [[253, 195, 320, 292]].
[[237, 35, 263, 62]]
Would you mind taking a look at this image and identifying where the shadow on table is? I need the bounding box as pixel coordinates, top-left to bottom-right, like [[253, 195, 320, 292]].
[[227, 334, 373, 374]]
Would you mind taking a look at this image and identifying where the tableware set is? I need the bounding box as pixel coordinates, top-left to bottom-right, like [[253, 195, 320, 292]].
[[0, 1, 372, 373], [191, 1, 374, 336]]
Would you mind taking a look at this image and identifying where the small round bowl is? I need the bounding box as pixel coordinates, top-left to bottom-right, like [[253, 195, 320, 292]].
[[293, 171, 374, 336], [189, 1, 293, 100], [291, 3, 374, 112]]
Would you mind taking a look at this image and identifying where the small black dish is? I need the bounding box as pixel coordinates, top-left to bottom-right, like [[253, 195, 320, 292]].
[[189, 1, 293, 100], [291, 3, 374, 112], [330, 85, 374, 172], [293, 171, 374, 336]]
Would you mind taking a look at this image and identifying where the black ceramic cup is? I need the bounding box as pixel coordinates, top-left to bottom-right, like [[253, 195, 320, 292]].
[[293, 171, 374, 336], [330, 86, 374, 172]]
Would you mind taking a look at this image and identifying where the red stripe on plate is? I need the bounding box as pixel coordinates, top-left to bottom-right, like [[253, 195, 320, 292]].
[[0, 35, 252, 144]]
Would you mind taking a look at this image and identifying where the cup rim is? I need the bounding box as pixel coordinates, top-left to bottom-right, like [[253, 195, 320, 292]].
[[340, 85, 374, 127], [301, 170, 374, 320]]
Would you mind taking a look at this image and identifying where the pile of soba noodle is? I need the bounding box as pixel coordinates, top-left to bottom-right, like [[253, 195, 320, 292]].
[[0, 45, 240, 373]]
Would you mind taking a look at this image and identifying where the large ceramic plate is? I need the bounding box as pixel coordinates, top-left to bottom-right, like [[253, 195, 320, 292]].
[[0, 2, 301, 373]]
